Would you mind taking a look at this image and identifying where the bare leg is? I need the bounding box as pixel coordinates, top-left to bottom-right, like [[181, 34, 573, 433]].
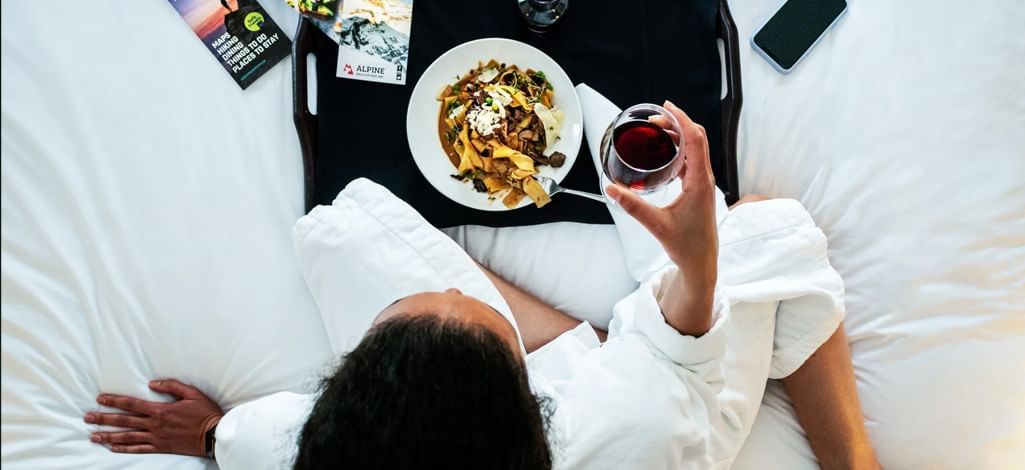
[[733, 195, 879, 469], [782, 324, 879, 469]]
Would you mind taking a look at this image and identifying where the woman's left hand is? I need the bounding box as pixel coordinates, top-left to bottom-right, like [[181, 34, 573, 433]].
[[85, 379, 223, 456]]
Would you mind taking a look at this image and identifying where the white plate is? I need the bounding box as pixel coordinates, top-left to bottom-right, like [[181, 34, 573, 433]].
[[406, 38, 583, 211]]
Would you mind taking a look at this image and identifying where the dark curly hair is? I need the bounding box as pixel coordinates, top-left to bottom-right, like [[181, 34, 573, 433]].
[[294, 314, 553, 470]]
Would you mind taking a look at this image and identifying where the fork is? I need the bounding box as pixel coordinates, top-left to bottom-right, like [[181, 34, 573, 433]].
[[535, 176, 607, 204]]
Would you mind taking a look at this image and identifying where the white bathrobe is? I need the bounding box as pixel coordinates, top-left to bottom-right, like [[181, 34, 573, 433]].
[[213, 179, 843, 470]]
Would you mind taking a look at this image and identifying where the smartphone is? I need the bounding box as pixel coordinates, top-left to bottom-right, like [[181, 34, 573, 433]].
[[752, 0, 848, 73]]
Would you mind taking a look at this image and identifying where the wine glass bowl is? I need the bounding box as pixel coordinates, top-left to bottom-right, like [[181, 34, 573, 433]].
[[600, 103, 685, 196]]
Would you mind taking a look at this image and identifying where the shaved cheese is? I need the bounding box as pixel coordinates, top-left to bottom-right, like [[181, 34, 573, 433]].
[[533, 103, 564, 154], [486, 86, 514, 106], [447, 104, 466, 120], [497, 85, 533, 111], [478, 67, 500, 83]]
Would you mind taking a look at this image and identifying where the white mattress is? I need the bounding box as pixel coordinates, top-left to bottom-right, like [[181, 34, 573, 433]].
[[2, 1, 1022, 469]]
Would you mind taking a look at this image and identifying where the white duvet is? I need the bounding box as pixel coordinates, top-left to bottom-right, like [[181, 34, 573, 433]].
[[2, 0, 1023, 468]]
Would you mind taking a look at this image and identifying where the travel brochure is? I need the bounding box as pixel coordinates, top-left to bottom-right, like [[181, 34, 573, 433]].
[[335, 0, 413, 85], [168, 0, 291, 89], [289, 0, 414, 86]]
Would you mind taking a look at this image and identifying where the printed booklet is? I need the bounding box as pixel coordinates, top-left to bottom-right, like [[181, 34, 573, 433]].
[[169, 0, 291, 89], [287, 0, 414, 86], [335, 0, 414, 85]]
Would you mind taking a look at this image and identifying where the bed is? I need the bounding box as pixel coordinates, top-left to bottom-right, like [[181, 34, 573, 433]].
[[2, 1, 1022, 469]]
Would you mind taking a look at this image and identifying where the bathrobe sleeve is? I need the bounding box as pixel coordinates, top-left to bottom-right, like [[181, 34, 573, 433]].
[[214, 391, 315, 470]]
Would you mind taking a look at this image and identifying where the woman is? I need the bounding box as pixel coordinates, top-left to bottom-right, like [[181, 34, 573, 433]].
[[84, 102, 879, 469]]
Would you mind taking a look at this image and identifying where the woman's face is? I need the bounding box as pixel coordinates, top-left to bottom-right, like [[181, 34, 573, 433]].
[[373, 289, 523, 359]]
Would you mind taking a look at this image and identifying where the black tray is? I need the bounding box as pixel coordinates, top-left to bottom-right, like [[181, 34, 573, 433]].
[[292, 0, 742, 227]]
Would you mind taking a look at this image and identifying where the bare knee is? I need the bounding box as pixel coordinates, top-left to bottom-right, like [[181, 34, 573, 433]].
[[730, 194, 771, 209]]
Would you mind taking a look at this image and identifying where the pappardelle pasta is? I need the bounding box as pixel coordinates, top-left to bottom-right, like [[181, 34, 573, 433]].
[[437, 60, 567, 208]]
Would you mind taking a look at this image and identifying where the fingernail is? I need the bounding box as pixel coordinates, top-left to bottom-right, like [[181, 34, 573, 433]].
[[605, 186, 620, 202], [96, 396, 107, 405], [664, 100, 677, 109], [84, 413, 95, 423], [91, 434, 101, 442], [150, 380, 162, 387]]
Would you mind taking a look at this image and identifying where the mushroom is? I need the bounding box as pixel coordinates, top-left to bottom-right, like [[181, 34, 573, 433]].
[[549, 152, 567, 168]]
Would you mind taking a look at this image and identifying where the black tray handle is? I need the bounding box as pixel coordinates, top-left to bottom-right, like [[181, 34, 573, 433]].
[[717, 0, 743, 205], [293, 17, 319, 212]]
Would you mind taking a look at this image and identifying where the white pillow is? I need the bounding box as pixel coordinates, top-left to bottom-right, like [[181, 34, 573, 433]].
[[291, 177, 521, 356]]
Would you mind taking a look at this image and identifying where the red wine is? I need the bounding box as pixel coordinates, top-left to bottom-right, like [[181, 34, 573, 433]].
[[614, 121, 677, 169], [604, 120, 680, 190]]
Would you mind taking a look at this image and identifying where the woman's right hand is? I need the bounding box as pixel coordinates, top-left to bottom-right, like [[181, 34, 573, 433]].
[[85, 379, 223, 457], [605, 100, 719, 335]]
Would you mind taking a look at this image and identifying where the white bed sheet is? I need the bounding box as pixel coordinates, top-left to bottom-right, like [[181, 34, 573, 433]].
[[2, 0, 1023, 469], [726, 0, 1025, 468], [1, 2, 330, 469]]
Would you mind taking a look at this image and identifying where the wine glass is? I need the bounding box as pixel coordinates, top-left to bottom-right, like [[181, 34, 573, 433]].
[[600, 103, 685, 204], [518, 0, 569, 33]]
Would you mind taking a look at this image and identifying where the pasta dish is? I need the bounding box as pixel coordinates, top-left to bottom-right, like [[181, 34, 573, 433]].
[[437, 60, 566, 208]]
